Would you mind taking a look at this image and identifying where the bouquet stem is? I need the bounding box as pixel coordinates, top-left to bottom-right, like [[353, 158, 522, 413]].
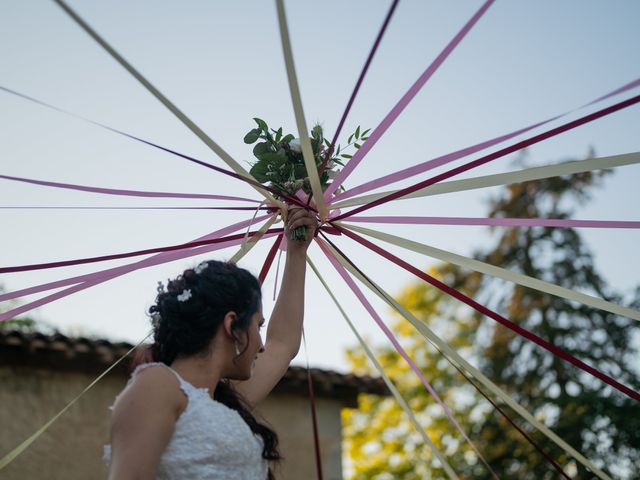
[[291, 226, 307, 242]]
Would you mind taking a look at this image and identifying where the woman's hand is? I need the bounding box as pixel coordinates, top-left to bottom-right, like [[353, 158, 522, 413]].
[[284, 206, 318, 254]]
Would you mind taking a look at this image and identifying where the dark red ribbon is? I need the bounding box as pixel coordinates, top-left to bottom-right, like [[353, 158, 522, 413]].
[[0, 228, 284, 274], [332, 224, 640, 403], [333, 94, 640, 221], [258, 235, 283, 284], [321, 233, 571, 479]]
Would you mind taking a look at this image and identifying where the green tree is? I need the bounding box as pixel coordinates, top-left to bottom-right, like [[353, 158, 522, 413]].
[[344, 155, 640, 479]]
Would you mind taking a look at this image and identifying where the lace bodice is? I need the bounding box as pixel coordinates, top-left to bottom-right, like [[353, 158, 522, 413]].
[[104, 362, 268, 479]]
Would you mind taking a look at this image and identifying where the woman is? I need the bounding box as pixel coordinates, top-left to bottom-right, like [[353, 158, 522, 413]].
[[104, 207, 317, 479]]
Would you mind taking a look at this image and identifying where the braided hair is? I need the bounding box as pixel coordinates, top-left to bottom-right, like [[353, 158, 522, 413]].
[[135, 260, 281, 478]]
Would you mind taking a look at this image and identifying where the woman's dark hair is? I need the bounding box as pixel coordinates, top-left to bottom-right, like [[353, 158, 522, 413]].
[[133, 260, 281, 477]]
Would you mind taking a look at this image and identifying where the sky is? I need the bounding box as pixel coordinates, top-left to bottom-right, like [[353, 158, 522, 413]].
[[1, 0, 639, 373]]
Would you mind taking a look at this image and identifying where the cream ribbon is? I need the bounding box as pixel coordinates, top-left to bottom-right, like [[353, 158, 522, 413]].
[[274, 0, 329, 221], [53, 0, 281, 208], [326, 239, 610, 480], [341, 222, 640, 322], [307, 256, 459, 479], [332, 151, 640, 208], [0, 331, 152, 470], [230, 215, 279, 264]]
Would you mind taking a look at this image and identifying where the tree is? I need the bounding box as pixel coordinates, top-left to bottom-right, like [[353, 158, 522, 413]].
[[344, 154, 640, 479]]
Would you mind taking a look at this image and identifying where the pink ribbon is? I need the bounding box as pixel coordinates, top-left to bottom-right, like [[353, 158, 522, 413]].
[[346, 215, 640, 229], [0, 173, 259, 202], [0, 214, 274, 304], [332, 76, 640, 202], [317, 237, 498, 478], [324, 0, 495, 201]]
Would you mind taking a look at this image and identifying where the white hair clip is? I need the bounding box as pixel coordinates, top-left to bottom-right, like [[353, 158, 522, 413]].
[[194, 262, 208, 275], [177, 289, 192, 302]]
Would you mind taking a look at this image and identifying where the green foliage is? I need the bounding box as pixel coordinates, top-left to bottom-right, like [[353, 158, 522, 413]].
[[344, 153, 640, 479]]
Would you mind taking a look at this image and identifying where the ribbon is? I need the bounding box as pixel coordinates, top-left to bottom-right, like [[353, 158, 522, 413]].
[[346, 215, 640, 229], [317, 0, 400, 176], [342, 222, 640, 321], [332, 94, 640, 220], [0, 206, 271, 211], [52, 0, 280, 206], [327, 240, 611, 479], [324, 0, 495, 200], [316, 237, 499, 478], [0, 227, 283, 274], [275, 0, 328, 221], [259, 235, 284, 284], [331, 77, 640, 202], [306, 256, 459, 479], [332, 151, 640, 208], [333, 224, 640, 403]]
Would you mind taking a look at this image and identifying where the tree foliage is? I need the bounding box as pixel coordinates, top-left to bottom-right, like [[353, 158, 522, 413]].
[[344, 155, 640, 479]]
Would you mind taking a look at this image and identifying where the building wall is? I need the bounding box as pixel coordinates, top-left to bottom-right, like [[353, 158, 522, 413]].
[[0, 366, 345, 479]]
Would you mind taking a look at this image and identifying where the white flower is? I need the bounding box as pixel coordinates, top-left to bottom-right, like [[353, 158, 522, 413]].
[[327, 169, 340, 179], [194, 262, 208, 274], [177, 289, 192, 302], [289, 138, 302, 153]]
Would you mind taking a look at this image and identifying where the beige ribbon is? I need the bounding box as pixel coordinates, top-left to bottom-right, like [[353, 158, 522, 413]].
[[341, 223, 640, 322], [230, 215, 279, 264], [326, 239, 610, 480], [274, 0, 329, 221], [332, 151, 640, 208], [0, 331, 152, 470], [307, 257, 459, 479], [53, 0, 281, 208]]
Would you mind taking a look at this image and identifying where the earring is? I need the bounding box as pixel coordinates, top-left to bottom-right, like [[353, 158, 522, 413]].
[[234, 343, 240, 355]]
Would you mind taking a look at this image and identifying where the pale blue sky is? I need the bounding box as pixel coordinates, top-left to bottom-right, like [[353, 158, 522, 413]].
[[1, 0, 639, 371]]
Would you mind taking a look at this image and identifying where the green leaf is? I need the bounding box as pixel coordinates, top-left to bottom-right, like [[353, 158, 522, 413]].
[[341, 154, 353, 159], [282, 134, 295, 144], [249, 160, 270, 182], [253, 117, 268, 132], [361, 128, 371, 137], [354, 143, 361, 149], [355, 126, 361, 139], [275, 127, 283, 142], [293, 164, 309, 178], [311, 124, 323, 140], [252, 142, 272, 157], [243, 128, 261, 144], [333, 158, 344, 166], [348, 133, 354, 144]]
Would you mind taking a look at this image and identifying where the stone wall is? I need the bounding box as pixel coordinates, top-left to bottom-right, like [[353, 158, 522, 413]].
[[0, 366, 345, 479]]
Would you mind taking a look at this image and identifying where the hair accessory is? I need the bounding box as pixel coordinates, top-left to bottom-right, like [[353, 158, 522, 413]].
[[177, 289, 192, 302], [194, 261, 208, 275]]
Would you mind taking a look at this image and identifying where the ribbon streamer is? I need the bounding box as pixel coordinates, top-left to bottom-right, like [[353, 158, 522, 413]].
[[0, 227, 283, 274], [333, 224, 640, 403], [342, 222, 640, 321], [333, 151, 640, 208], [316, 238, 499, 478], [275, 0, 328, 221], [325, 239, 611, 480], [52, 0, 279, 206], [318, 0, 400, 176], [324, 0, 495, 200], [332, 94, 640, 220], [332, 77, 640, 202], [322, 238, 571, 479], [345, 215, 640, 229], [307, 256, 459, 479]]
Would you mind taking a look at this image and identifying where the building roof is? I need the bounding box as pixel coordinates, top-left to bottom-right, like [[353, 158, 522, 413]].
[[0, 330, 388, 405]]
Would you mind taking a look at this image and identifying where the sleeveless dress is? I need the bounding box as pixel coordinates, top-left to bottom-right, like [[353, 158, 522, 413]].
[[103, 362, 268, 480]]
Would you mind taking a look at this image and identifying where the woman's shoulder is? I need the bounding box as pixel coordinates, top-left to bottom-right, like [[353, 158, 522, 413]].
[[113, 363, 187, 416]]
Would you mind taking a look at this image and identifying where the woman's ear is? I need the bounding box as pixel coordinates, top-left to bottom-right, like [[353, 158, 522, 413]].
[[222, 311, 238, 338]]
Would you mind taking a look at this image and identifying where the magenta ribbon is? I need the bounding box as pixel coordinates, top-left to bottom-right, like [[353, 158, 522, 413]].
[[0, 214, 273, 307], [324, 0, 495, 201], [346, 215, 640, 229], [0, 173, 259, 202], [316, 237, 498, 478], [333, 224, 640, 403], [333, 94, 640, 221], [332, 76, 640, 202]]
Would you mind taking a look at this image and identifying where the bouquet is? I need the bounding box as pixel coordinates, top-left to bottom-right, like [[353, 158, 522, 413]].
[[244, 118, 369, 240]]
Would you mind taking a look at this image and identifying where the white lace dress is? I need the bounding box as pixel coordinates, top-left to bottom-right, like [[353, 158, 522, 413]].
[[104, 362, 268, 479]]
